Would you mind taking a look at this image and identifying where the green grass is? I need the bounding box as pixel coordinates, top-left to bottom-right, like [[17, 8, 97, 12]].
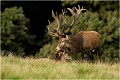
[[1, 55, 119, 79]]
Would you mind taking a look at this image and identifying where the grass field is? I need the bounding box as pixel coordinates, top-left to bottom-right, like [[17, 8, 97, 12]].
[[1, 55, 119, 79]]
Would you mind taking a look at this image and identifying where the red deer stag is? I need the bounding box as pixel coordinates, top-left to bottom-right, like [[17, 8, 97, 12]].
[[48, 5, 101, 61]]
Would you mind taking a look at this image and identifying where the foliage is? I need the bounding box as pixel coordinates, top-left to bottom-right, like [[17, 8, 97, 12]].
[[62, 0, 79, 7], [1, 7, 36, 56], [35, 38, 57, 58], [1, 56, 119, 79], [62, 1, 119, 11], [37, 1, 119, 62]]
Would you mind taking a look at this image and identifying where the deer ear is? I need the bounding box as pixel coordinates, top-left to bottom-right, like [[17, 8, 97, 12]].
[[66, 35, 69, 40], [66, 35, 70, 40]]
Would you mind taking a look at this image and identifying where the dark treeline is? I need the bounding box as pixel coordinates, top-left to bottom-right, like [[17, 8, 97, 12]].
[[1, 1, 62, 56]]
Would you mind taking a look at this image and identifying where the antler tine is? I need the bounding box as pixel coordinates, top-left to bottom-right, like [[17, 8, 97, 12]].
[[48, 20, 50, 24], [75, 5, 80, 15], [62, 9, 64, 15], [78, 5, 80, 9], [52, 10, 56, 18], [67, 8, 75, 17], [81, 6, 87, 11], [56, 12, 58, 17], [62, 9, 67, 15], [74, 5, 80, 11], [77, 5, 87, 11]]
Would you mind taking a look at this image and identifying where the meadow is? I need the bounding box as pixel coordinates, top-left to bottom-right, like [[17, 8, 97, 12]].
[[1, 55, 119, 79]]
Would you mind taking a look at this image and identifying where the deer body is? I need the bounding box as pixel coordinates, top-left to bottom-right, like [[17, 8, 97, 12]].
[[56, 31, 101, 61]]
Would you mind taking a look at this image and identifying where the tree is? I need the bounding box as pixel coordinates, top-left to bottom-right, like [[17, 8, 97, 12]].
[[1, 7, 36, 56]]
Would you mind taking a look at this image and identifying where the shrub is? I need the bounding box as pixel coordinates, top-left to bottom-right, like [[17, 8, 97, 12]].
[[1, 7, 36, 56]]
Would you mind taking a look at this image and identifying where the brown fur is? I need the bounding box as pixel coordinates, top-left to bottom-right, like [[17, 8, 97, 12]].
[[56, 31, 101, 61]]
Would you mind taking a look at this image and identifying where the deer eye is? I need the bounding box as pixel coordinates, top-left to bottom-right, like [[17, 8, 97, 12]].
[[62, 40, 65, 42]]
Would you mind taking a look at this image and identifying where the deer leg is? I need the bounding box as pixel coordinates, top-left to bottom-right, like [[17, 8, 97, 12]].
[[80, 52, 84, 62], [87, 51, 90, 62], [95, 48, 101, 63], [90, 49, 94, 63]]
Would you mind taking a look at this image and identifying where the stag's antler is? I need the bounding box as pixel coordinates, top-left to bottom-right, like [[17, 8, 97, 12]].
[[63, 5, 87, 33], [48, 10, 65, 37]]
